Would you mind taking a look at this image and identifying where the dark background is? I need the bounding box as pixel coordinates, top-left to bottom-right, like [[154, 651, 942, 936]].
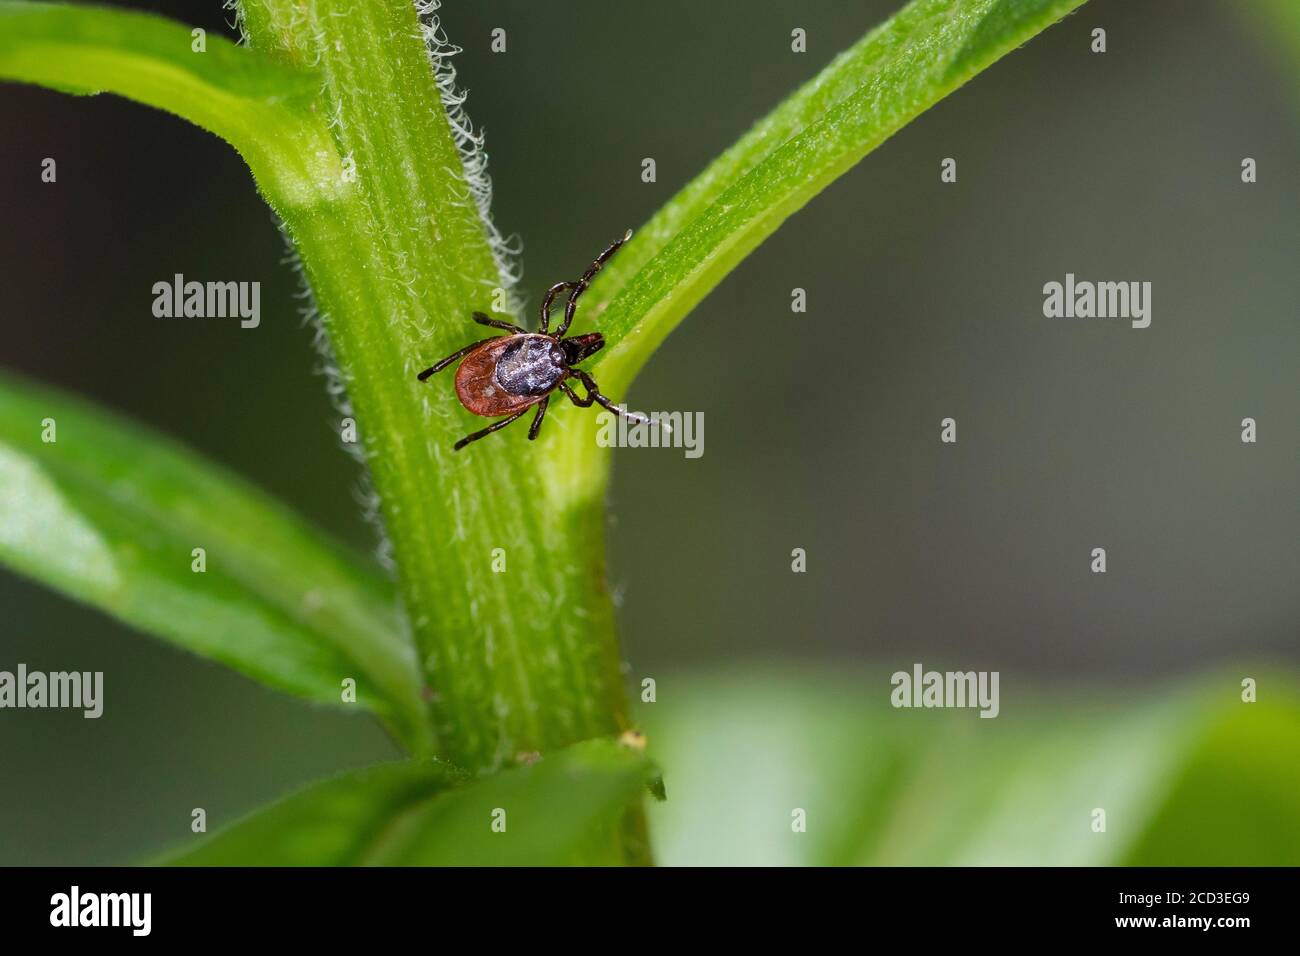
[[1, 0, 1296, 864]]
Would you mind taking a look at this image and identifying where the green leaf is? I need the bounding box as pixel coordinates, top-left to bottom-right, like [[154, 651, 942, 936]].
[[162, 739, 653, 865], [1120, 688, 1300, 865], [0, 370, 432, 754], [0, 1, 343, 207], [570, 0, 1088, 398], [642, 670, 1300, 865], [1237, 0, 1300, 98]]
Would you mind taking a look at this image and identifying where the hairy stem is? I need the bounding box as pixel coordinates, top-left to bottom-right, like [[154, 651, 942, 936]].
[[237, 0, 630, 773]]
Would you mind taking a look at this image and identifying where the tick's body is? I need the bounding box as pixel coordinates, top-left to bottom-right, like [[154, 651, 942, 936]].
[[418, 230, 654, 451], [453, 334, 556, 417], [454, 332, 603, 416]]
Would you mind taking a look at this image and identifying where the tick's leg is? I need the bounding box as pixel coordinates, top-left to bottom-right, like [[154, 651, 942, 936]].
[[570, 369, 659, 426], [417, 338, 497, 381], [559, 380, 592, 407], [527, 396, 550, 440], [539, 281, 578, 334], [454, 409, 528, 451], [473, 311, 525, 334], [556, 229, 632, 337]]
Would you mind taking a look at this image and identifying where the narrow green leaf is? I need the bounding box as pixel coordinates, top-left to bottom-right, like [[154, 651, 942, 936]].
[[0, 371, 432, 753], [0, 1, 344, 207], [1120, 687, 1300, 865], [574, 0, 1088, 396], [643, 671, 1300, 866], [161, 760, 463, 866], [162, 740, 653, 865]]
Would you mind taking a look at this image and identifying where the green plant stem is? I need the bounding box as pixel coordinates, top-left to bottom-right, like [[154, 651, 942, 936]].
[[236, 0, 631, 773], [0, 0, 1093, 866], [0, 0, 633, 796]]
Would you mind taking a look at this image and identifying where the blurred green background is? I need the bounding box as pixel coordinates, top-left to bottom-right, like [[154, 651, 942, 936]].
[[0, 0, 1297, 865]]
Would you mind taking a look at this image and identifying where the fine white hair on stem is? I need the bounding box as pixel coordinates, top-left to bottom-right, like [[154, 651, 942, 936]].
[[413, 0, 524, 317], [224, 0, 249, 46], [278, 219, 397, 572]]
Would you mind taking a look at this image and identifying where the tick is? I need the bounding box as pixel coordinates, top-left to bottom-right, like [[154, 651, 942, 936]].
[[417, 229, 655, 451]]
